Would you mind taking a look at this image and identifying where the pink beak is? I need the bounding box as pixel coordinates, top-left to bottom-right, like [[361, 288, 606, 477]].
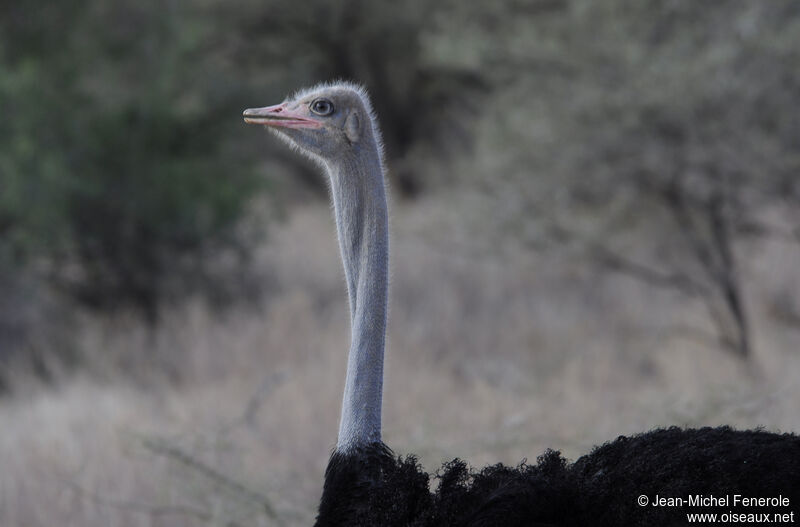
[[242, 103, 322, 129]]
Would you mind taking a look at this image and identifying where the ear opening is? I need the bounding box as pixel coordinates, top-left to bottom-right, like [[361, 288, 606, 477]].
[[345, 111, 361, 144]]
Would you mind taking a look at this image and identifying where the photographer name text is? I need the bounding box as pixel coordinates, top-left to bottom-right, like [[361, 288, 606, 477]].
[[651, 495, 790, 508]]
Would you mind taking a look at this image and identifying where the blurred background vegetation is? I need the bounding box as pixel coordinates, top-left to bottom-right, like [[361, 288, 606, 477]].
[[1, 0, 799, 525]]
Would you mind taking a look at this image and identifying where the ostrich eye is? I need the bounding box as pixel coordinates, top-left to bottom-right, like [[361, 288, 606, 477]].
[[310, 98, 334, 116]]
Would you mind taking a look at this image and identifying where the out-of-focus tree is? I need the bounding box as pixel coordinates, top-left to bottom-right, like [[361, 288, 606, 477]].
[[0, 1, 264, 325], [0, 0, 491, 382], [468, 0, 800, 358]]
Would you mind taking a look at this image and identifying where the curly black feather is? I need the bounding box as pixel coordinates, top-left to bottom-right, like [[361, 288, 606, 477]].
[[315, 427, 800, 526]]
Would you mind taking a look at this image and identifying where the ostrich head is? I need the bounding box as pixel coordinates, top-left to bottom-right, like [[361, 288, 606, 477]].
[[243, 82, 383, 166]]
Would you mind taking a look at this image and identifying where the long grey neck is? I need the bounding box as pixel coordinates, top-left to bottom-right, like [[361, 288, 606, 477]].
[[326, 142, 388, 451]]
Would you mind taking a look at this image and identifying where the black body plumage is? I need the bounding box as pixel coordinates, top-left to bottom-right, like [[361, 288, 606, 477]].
[[315, 426, 800, 526]]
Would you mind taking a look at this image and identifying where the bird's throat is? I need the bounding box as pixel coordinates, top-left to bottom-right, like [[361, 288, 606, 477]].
[[326, 147, 389, 451]]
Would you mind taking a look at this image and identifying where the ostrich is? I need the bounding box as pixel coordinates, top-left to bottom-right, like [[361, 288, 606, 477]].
[[244, 82, 800, 526]]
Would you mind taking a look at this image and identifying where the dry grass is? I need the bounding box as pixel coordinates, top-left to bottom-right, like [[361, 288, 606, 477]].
[[1, 200, 799, 527]]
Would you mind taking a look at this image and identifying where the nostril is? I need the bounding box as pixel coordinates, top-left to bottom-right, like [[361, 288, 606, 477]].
[[273, 107, 282, 113]]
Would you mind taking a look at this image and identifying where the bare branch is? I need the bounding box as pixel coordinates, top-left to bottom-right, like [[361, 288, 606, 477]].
[[65, 479, 212, 521], [590, 245, 706, 297], [142, 437, 283, 525], [217, 370, 288, 435], [661, 180, 722, 282], [707, 187, 750, 357], [543, 221, 708, 297]]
